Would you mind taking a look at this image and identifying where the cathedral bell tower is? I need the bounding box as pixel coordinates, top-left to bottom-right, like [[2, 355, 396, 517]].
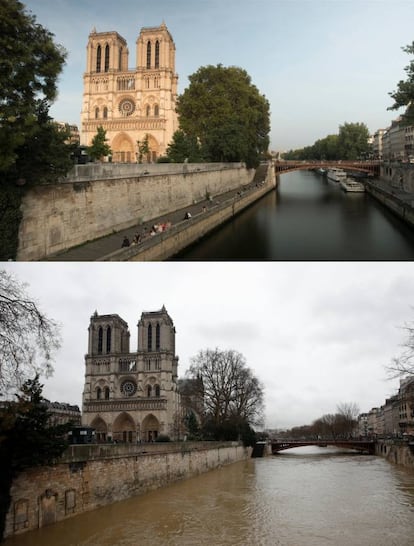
[[81, 22, 178, 162], [82, 306, 181, 443]]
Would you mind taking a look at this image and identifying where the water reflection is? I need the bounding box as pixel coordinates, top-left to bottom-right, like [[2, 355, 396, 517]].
[[176, 171, 414, 260]]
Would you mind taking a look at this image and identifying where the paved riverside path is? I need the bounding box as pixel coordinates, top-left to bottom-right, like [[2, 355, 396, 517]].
[[46, 165, 269, 261], [367, 177, 414, 207]]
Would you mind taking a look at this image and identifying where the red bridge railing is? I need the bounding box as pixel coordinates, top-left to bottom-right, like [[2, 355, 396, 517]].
[[274, 160, 381, 176]]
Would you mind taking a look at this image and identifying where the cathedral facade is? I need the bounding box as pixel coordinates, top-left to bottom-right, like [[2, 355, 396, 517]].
[[81, 23, 178, 162], [82, 306, 182, 442]]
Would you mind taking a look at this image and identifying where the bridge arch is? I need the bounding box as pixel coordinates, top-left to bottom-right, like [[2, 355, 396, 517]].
[[274, 160, 380, 176], [271, 440, 375, 455]]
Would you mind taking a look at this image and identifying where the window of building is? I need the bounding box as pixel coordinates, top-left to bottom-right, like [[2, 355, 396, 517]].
[[156, 323, 160, 350], [104, 44, 110, 72], [145, 359, 151, 371], [119, 47, 123, 70], [146, 41, 151, 69], [147, 385, 152, 397], [103, 107, 108, 119], [97, 387, 101, 400], [104, 387, 110, 400], [148, 323, 152, 351], [146, 105, 151, 117], [96, 45, 102, 72], [98, 326, 103, 353], [155, 385, 160, 397], [106, 326, 111, 353], [95, 107, 99, 119], [155, 41, 160, 68]]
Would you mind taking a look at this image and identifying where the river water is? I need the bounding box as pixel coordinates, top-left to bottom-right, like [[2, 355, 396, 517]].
[[175, 170, 414, 260], [5, 447, 414, 546]]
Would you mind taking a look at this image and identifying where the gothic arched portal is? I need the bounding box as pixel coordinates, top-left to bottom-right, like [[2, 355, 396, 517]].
[[141, 413, 160, 442], [90, 416, 108, 443], [113, 412, 136, 443], [111, 132, 135, 163]]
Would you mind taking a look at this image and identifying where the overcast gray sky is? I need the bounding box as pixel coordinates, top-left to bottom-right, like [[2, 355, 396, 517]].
[[3, 261, 413, 429], [21, 0, 414, 150]]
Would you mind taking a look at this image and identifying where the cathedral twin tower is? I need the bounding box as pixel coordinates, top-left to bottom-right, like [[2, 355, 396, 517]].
[[81, 23, 178, 162], [83, 307, 181, 443]]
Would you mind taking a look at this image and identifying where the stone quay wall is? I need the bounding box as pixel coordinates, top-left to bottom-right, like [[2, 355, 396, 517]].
[[17, 163, 253, 261], [375, 439, 414, 468], [102, 162, 276, 261], [365, 182, 414, 228], [5, 442, 249, 539]]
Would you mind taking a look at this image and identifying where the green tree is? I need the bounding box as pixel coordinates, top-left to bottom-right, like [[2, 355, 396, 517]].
[[88, 126, 112, 161], [0, 376, 70, 540], [388, 42, 414, 125], [184, 409, 201, 440], [0, 0, 68, 174], [337, 122, 370, 160], [177, 64, 270, 168], [0, 0, 72, 259], [166, 130, 203, 163], [137, 134, 150, 163]]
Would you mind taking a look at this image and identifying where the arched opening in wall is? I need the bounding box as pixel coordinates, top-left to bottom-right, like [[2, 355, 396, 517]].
[[142, 134, 159, 163], [141, 413, 160, 442], [90, 416, 108, 443], [111, 132, 135, 163], [113, 412, 136, 443]]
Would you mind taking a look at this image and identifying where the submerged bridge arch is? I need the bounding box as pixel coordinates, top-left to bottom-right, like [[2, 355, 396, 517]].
[[274, 160, 381, 177]]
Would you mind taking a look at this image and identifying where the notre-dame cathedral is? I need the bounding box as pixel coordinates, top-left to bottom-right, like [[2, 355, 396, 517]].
[[82, 306, 183, 442], [81, 22, 178, 162]]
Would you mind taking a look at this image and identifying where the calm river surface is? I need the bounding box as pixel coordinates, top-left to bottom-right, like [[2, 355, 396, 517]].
[[5, 447, 414, 546], [176, 170, 414, 260]]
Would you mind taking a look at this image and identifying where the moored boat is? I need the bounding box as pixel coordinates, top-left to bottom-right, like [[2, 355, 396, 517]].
[[326, 168, 347, 182], [339, 178, 365, 192]]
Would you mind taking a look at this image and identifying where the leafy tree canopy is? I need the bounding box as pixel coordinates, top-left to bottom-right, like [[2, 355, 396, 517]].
[[283, 122, 370, 160], [88, 126, 112, 161], [176, 64, 270, 168], [338, 122, 371, 160], [0, 0, 69, 179], [388, 42, 414, 125], [166, 130, 203, 163]]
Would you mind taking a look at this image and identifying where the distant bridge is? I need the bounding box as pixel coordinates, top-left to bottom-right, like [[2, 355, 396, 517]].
[[271, 439, 376, 455], [274, 160, 381, 177]]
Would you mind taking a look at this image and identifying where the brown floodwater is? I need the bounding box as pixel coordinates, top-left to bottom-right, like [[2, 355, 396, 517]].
[[4, 447, 414, 546]]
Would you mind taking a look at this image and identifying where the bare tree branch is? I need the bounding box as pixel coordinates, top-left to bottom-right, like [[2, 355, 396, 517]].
[[0, 270, 61, 397], [386, 321, 414, 379]]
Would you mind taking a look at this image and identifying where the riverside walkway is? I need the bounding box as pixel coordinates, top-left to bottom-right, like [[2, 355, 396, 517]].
[[46, 165, 269, 261]]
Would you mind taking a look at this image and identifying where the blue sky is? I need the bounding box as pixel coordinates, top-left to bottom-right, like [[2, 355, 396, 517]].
[[22, 0, 414, 150]]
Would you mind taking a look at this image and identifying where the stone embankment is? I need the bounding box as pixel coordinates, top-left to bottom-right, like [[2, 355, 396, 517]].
[[375, 439, 414, 468], [5, 441, 250, 539], [17, 162, 276, 261], [365, 162, 414, 228]]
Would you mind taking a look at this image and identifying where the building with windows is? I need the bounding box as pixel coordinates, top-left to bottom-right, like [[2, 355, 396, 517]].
[[82, 306, 182, 442], [81, 22, 178, 162]]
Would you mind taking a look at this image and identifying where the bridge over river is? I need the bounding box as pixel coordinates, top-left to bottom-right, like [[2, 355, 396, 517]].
[[274, 159, 381, 176], [271, 439, 376, 455]]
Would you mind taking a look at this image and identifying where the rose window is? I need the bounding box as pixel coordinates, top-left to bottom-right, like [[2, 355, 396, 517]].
[[118, 99, 135, 117], [120, 380, 137, 396]]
